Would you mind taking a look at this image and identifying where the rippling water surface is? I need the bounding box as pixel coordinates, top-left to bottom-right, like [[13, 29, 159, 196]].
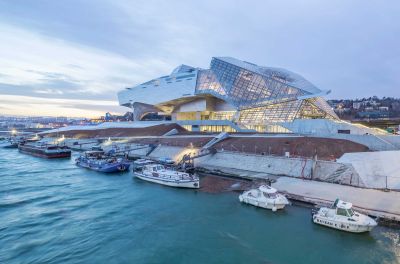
[[0, 148, 399, 264]]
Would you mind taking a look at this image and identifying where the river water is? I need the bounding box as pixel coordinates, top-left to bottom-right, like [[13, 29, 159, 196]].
[[0, 148, 399, 264]]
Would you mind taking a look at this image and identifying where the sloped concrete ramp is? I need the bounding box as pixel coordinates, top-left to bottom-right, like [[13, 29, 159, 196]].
[[338, 151, 400, 189]]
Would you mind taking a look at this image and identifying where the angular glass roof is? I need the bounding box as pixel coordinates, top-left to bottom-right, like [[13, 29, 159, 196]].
[[214, 57, 321, 95], [171, 64, 196, 75]]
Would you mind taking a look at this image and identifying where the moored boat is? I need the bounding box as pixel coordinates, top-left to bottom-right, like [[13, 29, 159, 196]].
[[75, 151, 131, 173], [239, 185, 289, 211], [1, 139, 19, 148], [18, 142, 71, 158], [312, 199, 377, 233], [134, 164, 200, 188], [1, 136, 29, 148]]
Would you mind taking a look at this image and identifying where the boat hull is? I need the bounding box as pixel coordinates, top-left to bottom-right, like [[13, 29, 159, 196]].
[[0, 142, 18, 148], [134, 172, 200, 189], [312, 215, 375, 233], [18, 145, 71, 158], [239, 195, 287, 210], [76, 161, 130, 173]]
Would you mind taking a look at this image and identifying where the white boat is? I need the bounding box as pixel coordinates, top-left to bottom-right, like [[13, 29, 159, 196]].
[[239, 185, 289, 211], [134, 164, 200, 189], [312, 199, 377, 233]]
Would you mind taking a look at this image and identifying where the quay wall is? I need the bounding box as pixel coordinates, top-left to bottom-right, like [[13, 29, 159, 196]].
[[312, 160, 365, 187], [149, 145, 199, 162], [128, 146, 152, 157], [114, 144, 365, 188], [59, 139, 395, 189], [194, 150, 365, 187], [195, 151, 314, 178]]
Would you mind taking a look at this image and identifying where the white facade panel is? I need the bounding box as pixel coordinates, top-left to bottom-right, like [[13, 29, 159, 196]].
[[118, 71, 198, 106], [178, 99, 207, 112]]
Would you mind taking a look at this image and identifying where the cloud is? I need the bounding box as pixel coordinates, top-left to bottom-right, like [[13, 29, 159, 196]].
[[0, 0, 399, 119], [0, 94, 126, 117], [0, 23, 174, 101], [34, 88, 64, 95]]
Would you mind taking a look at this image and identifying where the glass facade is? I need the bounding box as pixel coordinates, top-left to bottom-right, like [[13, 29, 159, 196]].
[[121, 56, 338, 133], [194, 57, 338, 131]]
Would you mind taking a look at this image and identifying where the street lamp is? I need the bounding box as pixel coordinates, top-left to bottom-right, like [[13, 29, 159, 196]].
[[11, 128, 17, 136]]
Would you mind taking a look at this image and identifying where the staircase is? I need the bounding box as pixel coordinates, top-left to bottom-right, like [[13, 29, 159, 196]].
[[202, 132, 229, 150], [145, 144, 158, 156]]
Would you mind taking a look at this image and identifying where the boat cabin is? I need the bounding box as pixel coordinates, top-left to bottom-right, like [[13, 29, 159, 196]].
[[259, 185, 279, 199], [84, 150, 105, 159], [134, 159, 154, 165], [334, 199, 355, 217], [157, 157, 174, 164], [144, 164, 165, 172]]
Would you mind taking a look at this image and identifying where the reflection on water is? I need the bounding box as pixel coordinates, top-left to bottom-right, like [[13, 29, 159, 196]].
[[0, 149, 399, 264]]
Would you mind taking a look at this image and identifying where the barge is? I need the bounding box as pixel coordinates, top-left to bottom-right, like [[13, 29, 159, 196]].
[[75, 151, 130, 172], [18, 143, 71, 158]]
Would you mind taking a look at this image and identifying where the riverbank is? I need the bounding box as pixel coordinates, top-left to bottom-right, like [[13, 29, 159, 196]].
[[272, 177, 400, 223], [42, 134, 400, 225], [198, 173, 400, 228], [198, 174, 255, 193]]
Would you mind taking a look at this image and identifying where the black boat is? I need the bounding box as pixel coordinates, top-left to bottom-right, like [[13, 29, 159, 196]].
[[18, 142, 71, 158]]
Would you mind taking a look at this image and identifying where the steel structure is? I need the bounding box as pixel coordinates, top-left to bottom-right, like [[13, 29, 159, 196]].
[[118, 57, 338, 132]]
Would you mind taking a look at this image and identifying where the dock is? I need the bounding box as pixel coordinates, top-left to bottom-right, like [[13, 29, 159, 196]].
[[272, 177, 400, 223]]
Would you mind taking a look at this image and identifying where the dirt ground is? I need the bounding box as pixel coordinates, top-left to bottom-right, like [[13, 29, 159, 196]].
[[198, 174, 269, 193]]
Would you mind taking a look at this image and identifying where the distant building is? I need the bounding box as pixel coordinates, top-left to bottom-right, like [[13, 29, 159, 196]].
[[379, 106, 389, 111], [353, 102, 362, 109], [357, 111, 389, 119]]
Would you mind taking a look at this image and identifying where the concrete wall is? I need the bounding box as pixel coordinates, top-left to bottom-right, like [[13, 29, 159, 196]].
[[107, 141, 388, 189], [194, 150, 366, 188], [127, 144, 152, 157], [312, 160, 365, 187], [178, 99, 206, 112], [149, 145, 199, 162], [195, 151, 314, 178]]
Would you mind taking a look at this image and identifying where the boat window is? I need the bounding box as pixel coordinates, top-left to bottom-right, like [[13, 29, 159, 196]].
[[346, 209, 354, 217], [337, 208, 348, 216], [263, 192, 277, 199]]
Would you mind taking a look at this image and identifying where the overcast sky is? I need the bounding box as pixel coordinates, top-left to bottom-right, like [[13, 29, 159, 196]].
[[0, 0, 399, 117]]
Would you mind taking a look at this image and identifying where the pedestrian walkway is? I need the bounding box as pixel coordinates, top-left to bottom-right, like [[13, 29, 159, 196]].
[[272, 177, 400, 221]]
